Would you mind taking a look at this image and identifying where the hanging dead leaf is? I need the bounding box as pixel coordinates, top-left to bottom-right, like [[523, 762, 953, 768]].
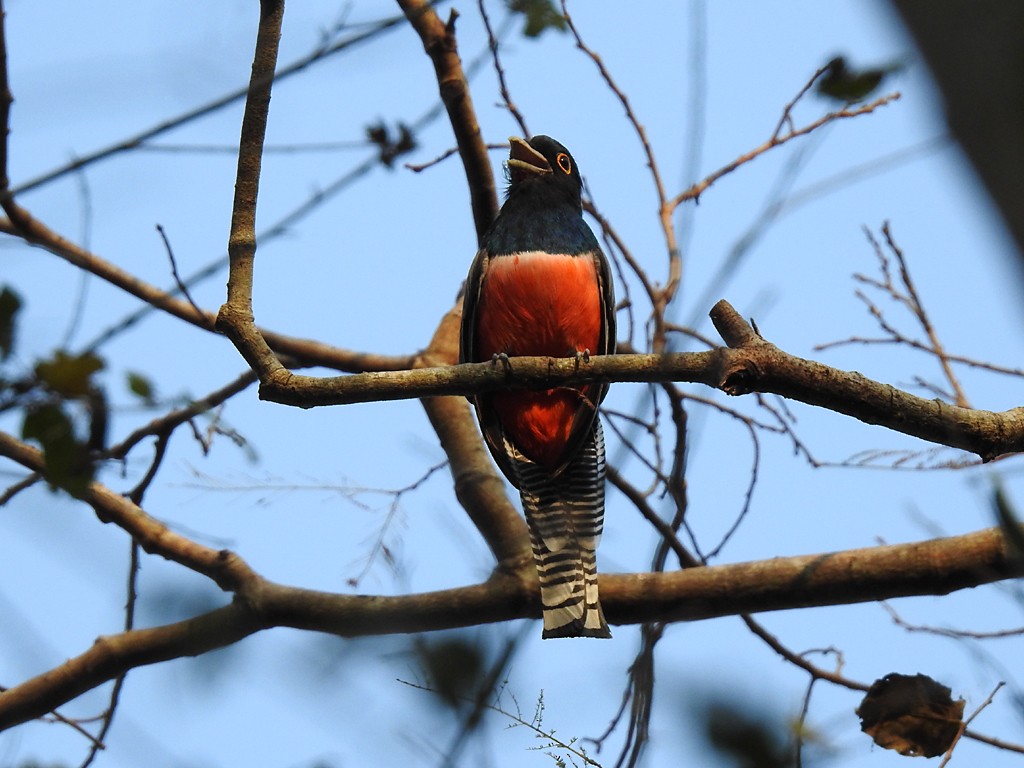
[[856, 672, 964, 757]]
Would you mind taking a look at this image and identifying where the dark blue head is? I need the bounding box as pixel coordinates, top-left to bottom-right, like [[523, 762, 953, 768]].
[[483, 135, 598, 256], [505, 135, 585, 212]]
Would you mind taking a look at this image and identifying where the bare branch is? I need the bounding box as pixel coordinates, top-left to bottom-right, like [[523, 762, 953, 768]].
[[413, 301, 531, 568], [8, 11, 411, 195], [0, 214, 413, 373], [477, 1, 529, 137], [215, 0, 289, 380], [398, 0, 498, 242], [0, 431, 259, 591], [673, 92, 901, 208], [939, 682, 1005, 766], [155, 224, 203, 321], [105, 370, 259, 459], [560, 0, 681, 349], [251, 301, 1024, 462], [1, 520, 1018, 732]]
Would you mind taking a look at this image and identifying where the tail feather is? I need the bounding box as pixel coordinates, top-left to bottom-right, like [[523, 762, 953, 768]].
[[509, 420, 610, 639]]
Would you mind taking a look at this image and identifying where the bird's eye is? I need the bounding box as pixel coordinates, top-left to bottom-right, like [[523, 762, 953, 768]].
[[556, 153, 572, 174]]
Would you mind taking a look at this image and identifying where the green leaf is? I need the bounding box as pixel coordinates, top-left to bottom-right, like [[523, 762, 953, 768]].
[[126, 370, 156, 404], [0, 285, 22, 361], [22, 403, 95, 498], [506, 0, 566, 37], [35, 350, 104, 398]]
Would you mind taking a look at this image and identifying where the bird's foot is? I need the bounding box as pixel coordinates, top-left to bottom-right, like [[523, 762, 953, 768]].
[[572, 348, 591, 370], [491, 352, 513, 377]]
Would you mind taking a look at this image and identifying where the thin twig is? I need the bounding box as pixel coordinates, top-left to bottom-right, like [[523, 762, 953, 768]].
[[882, 222, 970, 407], [105, 370, 257, 459], [477, 1, 529, 137], [9, 12, 412, 196], [881, 601, 1024, 640], [937, 682, 1005, 767], [0, 472, 40, 505], [560, 0, 681, 350], [401, 678, 603, 766], [155, 224, 203, 320], [406, 142, 507, 173], [60, 169, 93, 348], [771, 61, 833, 140], [673, 92, 900, 208]]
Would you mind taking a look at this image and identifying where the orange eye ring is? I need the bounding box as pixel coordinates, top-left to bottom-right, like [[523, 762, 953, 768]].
[[556, 153, 572, 174]]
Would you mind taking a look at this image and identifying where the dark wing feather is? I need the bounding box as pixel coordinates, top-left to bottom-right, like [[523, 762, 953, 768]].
[[459, 248, 520, 485]]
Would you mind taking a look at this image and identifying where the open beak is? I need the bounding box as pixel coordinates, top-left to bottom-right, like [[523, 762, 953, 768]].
[[506, 136, 552, 183]]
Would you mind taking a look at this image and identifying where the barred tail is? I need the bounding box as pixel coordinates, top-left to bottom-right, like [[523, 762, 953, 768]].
[[510, 420, 610, 639]]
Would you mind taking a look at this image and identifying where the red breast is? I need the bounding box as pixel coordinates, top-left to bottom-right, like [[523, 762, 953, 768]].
[[474, 250, 602, 469]]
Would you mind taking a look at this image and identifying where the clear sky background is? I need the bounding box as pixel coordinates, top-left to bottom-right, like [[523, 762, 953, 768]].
[[2, 1, 1022, 767]]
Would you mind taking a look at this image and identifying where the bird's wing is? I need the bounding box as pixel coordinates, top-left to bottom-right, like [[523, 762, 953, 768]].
[[459, 248, 520, 485]]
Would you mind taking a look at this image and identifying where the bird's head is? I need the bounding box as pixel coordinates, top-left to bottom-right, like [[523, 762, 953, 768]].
[[505, 135, 583, 206]]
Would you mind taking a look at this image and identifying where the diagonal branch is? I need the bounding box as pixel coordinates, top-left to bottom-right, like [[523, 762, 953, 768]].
[[399, 0, 498, 243], [672, 92, 901, 209], [413, 300, 531, 568], [0, 213, 409, 372], [8, 10, 412, 196], [0, 431, 258, 592]]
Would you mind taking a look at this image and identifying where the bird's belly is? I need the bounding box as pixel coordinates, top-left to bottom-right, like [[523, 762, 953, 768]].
[[475, 251, 602, 468], [475, 250, 602, 357]]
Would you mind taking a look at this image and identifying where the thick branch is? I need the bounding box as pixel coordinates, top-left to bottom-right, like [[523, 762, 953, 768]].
[[0, 524, 1018, 732], [259, 350, 719, 404], [0, 603, 260, 733], [257, 301, 1024, 461], [707, 301, 1024, 461], [398, 0, 497, 241], [605, 527, 1021, 625], [413, 301, 531, 568]]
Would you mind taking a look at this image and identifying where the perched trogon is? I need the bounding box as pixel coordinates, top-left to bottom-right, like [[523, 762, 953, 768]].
[[460, 135, 616, 638]]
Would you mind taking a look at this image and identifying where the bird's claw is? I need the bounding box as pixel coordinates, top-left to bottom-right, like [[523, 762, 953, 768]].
[[573, 349, 591, 370], [491, 352, 513, 377]]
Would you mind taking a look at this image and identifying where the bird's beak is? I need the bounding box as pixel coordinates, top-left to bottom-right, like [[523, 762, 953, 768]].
[[507, 136, 552, 183]]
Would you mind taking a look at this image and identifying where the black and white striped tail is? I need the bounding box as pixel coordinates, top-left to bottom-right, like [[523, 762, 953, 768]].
[[510, 420, 610, 639]]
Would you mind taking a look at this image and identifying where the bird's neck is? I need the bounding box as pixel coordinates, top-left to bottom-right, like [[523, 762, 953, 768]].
[[484, 192, 593, 257]]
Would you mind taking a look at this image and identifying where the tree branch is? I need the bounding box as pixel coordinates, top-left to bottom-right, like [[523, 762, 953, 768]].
[[413, 300, 531, 568], [0, 214, 411, 373], [0, 603, 261, 733], [398, 0, 498, 242], [256, 300, 1024, 461], [215, 0, 288, 380], [671, 92, 901, 208], [0, 431, 258, 591], [0, 522, 1018, 732], [7, 9, 411, 195]]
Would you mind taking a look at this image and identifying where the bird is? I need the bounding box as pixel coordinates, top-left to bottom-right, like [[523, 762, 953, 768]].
[[816, 55, 903, 104], [460, 135, 616, 638]]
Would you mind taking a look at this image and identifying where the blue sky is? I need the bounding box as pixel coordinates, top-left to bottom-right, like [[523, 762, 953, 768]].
[[2, 1, 1022, 766]]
